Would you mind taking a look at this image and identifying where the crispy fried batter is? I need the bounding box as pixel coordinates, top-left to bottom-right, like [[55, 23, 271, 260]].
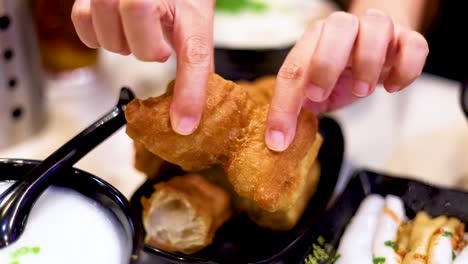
[[239, 160, 321, 230], [238, 75, 276, 106], [126, 75, 253, 171], [133, 141, 165, 179], [142, 174, 232, 254], [126, 73, 319, 214]]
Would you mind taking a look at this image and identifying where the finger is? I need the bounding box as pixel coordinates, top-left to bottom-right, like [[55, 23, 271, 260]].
[[120, 0, 172, 61], [71, 0, 99, 48], [352, 9, 393, 97], [303, 68, 357, 113], [169, 0, 214, 135], [265, 21, 324, 152], [383, 30, 429, 92], [305, 12, 359, 102], [91, 0, 130, 54]]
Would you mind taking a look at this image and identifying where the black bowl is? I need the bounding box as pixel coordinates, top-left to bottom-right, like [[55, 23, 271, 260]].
[[0, 158, 144, 264], [461, 80, 468, 119], [214, 46, 292, 82], [130, 116, 345, 264], [297, 169, 468, 264]]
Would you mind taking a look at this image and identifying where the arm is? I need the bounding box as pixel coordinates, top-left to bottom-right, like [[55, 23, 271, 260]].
[[349, 0, 426, 30]]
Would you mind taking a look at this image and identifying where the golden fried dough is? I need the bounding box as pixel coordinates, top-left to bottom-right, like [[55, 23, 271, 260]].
[[238, 75, 276, 105], [240, 159, 321, 230], [126, 73, 319, 215], [133, 141, 165, 179], [126, 75, 253, 171], [142, 173, 232, 254]]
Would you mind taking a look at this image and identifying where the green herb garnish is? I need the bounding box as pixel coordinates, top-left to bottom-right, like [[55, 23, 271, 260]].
[[304, 236, 340, 264], [216, 0, 268, 14], [384, 240, 400, 251], [9, 246, 41, 264], [330, 254, 341, 264], [31, 246, 40, 254], [453, 250, 457, 260], [10, 247, 29, 259], [442, 231, 453, 237], [312, 243, 328, 260], [373, 256, 386, 264], [317, 236, 326, 246]]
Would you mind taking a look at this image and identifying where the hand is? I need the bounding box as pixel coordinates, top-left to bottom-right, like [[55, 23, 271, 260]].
[[72, 0, 215, 135], [265, 9, 429, 151]]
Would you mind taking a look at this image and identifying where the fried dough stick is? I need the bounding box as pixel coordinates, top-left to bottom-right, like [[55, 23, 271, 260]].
[[126, 73, 320, 214], [142, 174, 232, 254]]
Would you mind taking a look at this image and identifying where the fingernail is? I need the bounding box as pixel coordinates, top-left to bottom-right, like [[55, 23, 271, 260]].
[[386, 84, 400, 93], [365, 8, 386, 16], [267, 129, 287, 152], [352, 80, 370, 97], [174, 116, 197, 135], [305, 84, 325, 102]]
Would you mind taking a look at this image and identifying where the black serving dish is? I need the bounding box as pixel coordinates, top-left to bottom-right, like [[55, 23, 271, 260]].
[[130, 116, 344, 264], [0, 158, 144, 264], [214, 46, 292, 82], [297, 169, 468, 264]]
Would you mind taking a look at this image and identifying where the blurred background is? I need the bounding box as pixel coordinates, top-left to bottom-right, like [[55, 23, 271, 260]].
[[334, 0, 467, 82], [31, 0, 468, 82]]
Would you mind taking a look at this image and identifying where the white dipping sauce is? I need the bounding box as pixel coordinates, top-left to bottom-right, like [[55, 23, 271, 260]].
[[0, 182, 127, 264]]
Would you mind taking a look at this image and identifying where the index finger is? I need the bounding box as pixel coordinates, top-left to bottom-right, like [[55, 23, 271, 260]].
[[169, 1, 214, 135], [265, 21, 324, 152]]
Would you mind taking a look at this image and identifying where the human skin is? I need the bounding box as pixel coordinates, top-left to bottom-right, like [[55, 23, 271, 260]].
[[71, 0, 429, 152]]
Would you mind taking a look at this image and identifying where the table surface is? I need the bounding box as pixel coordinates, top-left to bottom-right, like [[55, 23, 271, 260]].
[[1, 51, 467, 199]]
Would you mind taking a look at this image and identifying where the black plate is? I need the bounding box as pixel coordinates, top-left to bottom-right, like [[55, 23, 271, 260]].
[[0, 158, 144, 264], [131, 116, 345, 264], [297, 169, 468, 264]]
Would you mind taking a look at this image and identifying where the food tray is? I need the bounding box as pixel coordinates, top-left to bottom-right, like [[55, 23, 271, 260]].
[[298, 169, 468, 264]]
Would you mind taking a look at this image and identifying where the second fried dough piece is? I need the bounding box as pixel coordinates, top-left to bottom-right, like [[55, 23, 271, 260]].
[[142, 174, 232, 254], [133, 141, 165, 179], [125, 73, 319, 213]]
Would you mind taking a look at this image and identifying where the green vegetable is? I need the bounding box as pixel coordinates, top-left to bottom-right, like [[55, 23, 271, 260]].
[[312, 244, 329, 260], [216, 0, 268, 14], [384, 240, 400, 251], [453, 250, 457, 260], [330, 254, 341, 264], [317, 236, 326, 246], [304, 236, 340, 264], [8, 246, 41, 264], [373, 256, 386, 264], [442, 231, 453, 237], [31, 247, 41, 254]]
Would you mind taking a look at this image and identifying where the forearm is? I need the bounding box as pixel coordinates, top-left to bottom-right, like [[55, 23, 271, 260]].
[[348, 0, 426, 30]]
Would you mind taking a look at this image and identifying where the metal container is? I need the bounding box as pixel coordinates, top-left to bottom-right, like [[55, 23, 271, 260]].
[[0, 0, 46, 149]]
